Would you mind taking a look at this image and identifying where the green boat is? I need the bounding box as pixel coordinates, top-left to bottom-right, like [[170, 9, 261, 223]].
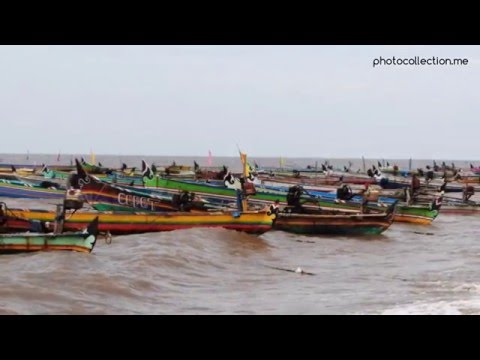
[[143, 176, 370, 211], [393, 204, 440, 224], [143, 175, 444, 224], [0, 217, 99, 254]]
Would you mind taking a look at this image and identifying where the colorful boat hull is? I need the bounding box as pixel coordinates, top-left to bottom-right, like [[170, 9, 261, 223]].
[[142, 176, 388, 213], [7, 209, 274, 235], [0, 218, 98, 254], [274, 211, 394, 235], [0, 182, 65, 199], [393, 205, 439, 224], [438, 204, 480, 215]]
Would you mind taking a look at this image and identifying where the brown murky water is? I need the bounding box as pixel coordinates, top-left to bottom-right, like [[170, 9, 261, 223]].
[[1, 155, 480, 314]]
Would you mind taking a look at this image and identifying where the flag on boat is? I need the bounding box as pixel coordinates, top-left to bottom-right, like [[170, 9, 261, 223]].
[[142, 160, 154, 179], [90, 150, 96, 165], [240, 152, 247, 166], [239, 151, 251, 178], [207, 150, 213, 166]]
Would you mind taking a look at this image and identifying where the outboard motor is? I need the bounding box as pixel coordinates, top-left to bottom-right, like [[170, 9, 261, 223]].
[[67, 174, 81, 190], [337, 184, 353, 201], [64, 188, 84, 210], [172, 191, 195, 211], [39, 181, 60, 189], [379, 177, 389, 188], [286, 185, 303, 207], [425, 170, 434, 182]]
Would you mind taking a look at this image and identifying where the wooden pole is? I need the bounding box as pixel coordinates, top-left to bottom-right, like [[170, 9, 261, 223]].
[[242, 153, 248, 211]]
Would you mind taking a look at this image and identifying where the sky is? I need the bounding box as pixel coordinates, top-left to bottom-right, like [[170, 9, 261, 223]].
[[0, 45, 478, 159]]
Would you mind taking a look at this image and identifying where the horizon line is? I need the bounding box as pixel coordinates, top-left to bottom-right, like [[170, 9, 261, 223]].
[[0, 152, 480, 162]]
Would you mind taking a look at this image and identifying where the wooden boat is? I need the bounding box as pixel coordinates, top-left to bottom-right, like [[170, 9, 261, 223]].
[[0, 217, 99, 254], [80, 178, 184, 212], [73, 160, 225, 213], [436, 197, 480, 215], [1, 202, 43, 233], [145, 174, 441, 222], [72, 159, 441, 227], [0, 180, 65, 199], [274, 209, 395, 235], [0, 166, 36, 176], [0, 216, 43, 233], [6, 208, 274, 235], [439, 204, 480, 215], [141, 174, 386, 213], [42, 166, 146, 186], [393, 203, 440, 224], [0, 173, 61, 188]]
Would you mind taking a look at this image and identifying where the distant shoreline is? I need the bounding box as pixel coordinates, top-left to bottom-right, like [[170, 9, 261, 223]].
[[1, 153, 479, 162]]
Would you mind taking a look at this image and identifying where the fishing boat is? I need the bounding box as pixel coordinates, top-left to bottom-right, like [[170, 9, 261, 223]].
[[42, 165, 146, 187], [436, 195, 480, 215], [6, 208, 274, 235], [1, 202, 44, 233], [141, 173, 389, 213], [439, 204, 480, 215], [72, 160, 226, 213], [274, 209, 395, 235], [79, 178, 189, 212], [0, 180, 65, 199], [393, 203, 440, 224], [0, 217, 99, 254], [83, 181, 225, 212], [2, 157, 274, 235], [141, 170, 446, 223]]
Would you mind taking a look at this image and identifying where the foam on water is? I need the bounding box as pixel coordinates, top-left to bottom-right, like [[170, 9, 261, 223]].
[[381, 298, 480, 315]]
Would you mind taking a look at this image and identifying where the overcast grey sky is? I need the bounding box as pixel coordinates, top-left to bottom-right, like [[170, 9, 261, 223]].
[[1, 45, 478, 159]]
